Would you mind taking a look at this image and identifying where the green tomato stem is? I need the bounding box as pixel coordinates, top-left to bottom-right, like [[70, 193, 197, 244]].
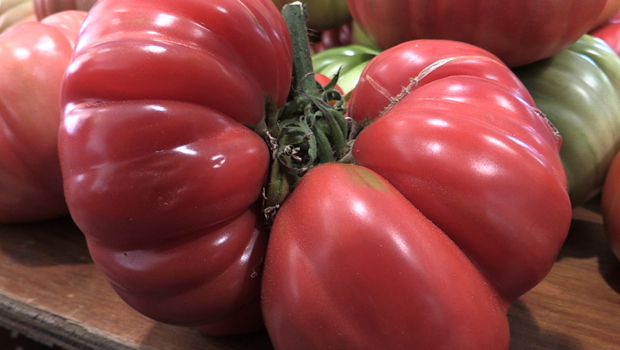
[[263, 2, 352, 223], [282, 2, 321, 98]]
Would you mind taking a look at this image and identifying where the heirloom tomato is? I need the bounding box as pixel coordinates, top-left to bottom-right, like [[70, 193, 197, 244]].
[[0, 0, 36, 33], [347, 0, 607, 67], [34, 0, 98, 20], [514, 35, 620, 207], [58, 0, 292, 335], [271, 0, 350, 31], [262, 40, 572, 349], [0, 10, 85, 222], [602, 149, 620, 261]]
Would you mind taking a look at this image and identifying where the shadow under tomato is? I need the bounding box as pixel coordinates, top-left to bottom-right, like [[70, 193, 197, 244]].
[[140, 322, 274, 350], [0, 216, 92, 267], [556, 204, 620, 295], [598, 246, 620, 295], [557, 216, 607, 261], [508, 300, 582, 350], [0, 326, 59, 350]]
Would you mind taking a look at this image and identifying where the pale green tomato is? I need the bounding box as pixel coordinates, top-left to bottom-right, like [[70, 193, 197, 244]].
[[514, 35, 620, 207]]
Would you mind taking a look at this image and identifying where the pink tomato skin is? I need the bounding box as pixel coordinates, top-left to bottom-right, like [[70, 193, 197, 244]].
[[262, 163, 511, 350], [58, 0, 292, 335], [0, 10, 86, 222], [262, 40, 572, 350]]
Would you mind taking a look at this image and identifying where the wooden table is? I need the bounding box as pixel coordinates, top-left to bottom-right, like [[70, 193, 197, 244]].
[[0, 206, 618, 350]]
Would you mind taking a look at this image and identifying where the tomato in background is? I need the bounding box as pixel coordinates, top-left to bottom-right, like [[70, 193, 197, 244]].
[[347, 0, 607, 67], [310, 21, 352, 53], [271, 0, 350, 31], [591, 9, 620, 55], [592, 0, 620, 30], [58, 0, 292, 335], [514, 35, 620, 207], [0, 10, 86, 222]]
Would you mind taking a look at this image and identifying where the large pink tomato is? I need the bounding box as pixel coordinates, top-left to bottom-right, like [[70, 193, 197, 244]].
[[262, 40, 572, 349], [58, 0, 292, 335]]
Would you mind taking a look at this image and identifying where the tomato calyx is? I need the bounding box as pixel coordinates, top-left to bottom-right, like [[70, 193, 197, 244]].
[[262, 2, 354, 225]]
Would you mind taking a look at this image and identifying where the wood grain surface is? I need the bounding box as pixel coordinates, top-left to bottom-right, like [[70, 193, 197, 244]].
[[0, 207, 618, 350]]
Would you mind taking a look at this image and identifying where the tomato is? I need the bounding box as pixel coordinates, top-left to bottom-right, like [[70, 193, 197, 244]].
[[591, 10, 620, 54], [0, 10, 85, 222], [58, 0, 292, 335], [514, 35, 620, 207], [602, 149, 620, 261], [271, 0, 351, 31], [0, 0, 36, 33], [263, 40, 572, 349], [592, 0, 620, 30], [310, 20, 378, 54], [33, 0, 98, 20], [310, 22, 352, 54], [263, 163, 511, 349], [350, 20, 379, 50], [347, 0, 607, 67]]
